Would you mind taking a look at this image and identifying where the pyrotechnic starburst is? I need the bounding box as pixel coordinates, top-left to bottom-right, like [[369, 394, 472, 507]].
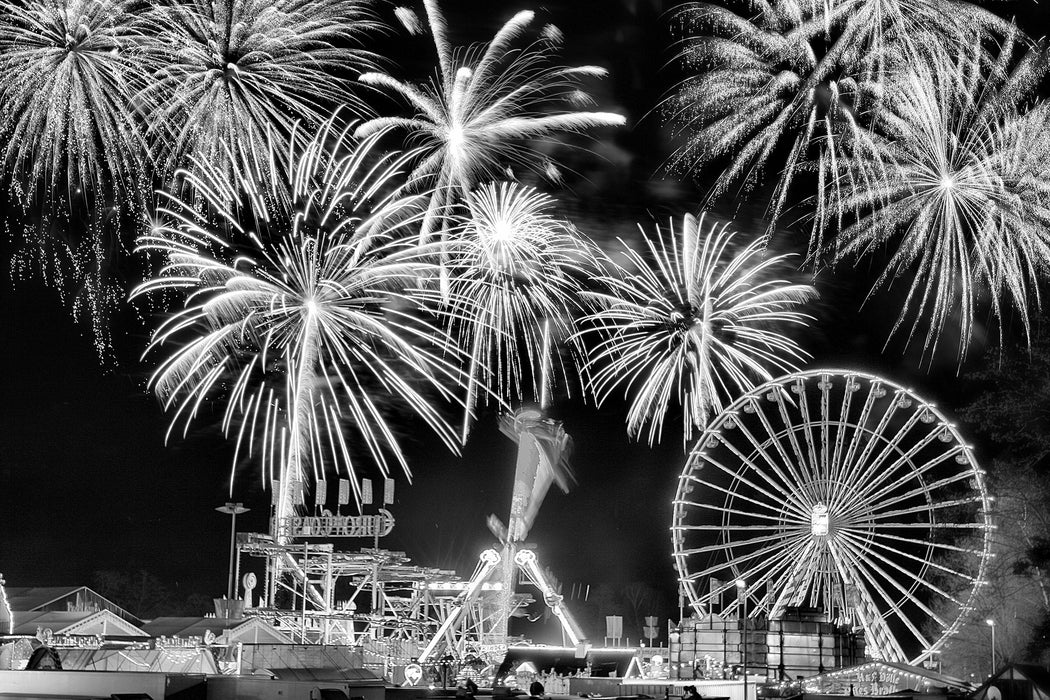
[[133, 116, 467, 526], [0, 0, 150, 205], [0, 0, 153, 359], [666, 0, 1009, 240], [355, 0, 625, 240], [828, 38, 1050, 362], [417, 182, 598, 427], [578, 213, 816, 446], [139, 0, 380, 185]]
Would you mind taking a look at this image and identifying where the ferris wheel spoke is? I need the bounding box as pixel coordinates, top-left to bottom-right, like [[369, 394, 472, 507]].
[[826, 539, 908, 662], [862, 527, 990, 556], [720, 535, 816, 616], [839, 531, 961, 608], [833, 386, 878, 492], [841, 526, 979, 585], [794, 376, 827, 492], [826, 377, 858, 494], [680, 473, 809, 521], [856, 459, 973, 515], [859, 498, 986, 523], [675, 497, 813, 524], [767, 538, 820, 618], [867, 521, 987, 530], [836, 383, 906, 495], [695, 446, 811, 521], [772, 387, 819, 487], [836, 531, 953, 637], [748, 397, 818, 502], [722, 408, 816, 517], [677, 529, 807, 557], [819, 376, 832, 486], [675, 523, 799, 531], [682, 536, 810, 583]]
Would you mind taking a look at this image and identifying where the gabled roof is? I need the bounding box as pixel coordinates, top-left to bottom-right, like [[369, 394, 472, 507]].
[[1011, 665, 1050, 695], [972, 664, 1050, 700], [5, 586, 141, 623], [10, 609, 149, 638], [5, 587, 84, 611], [61, 647, 219, 674], [142, 616, 292, 644]]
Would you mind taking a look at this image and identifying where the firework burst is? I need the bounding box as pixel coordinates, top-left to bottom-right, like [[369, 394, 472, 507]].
[[0, 0, 151, 205], [139, 0, 381, 186], [666, 0, 1010, 240], [417, 181, 598, 429], [133, 115, 467, 525], [355, 0, 624, 240], [0, 0, 156, 359], [827, 38, 1050, 362], [578, 213, 815, 446]]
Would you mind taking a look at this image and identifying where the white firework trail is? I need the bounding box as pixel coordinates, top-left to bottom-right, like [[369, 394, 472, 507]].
[[355, 0, 625, 243], [827, 36, 1050, 363], [578, 212, 816, 446], [133, 114, 469, 525]]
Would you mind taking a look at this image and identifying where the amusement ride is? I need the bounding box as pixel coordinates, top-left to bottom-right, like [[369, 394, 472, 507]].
[[672, 369, 994, 666], [161, 368, 993, 683]]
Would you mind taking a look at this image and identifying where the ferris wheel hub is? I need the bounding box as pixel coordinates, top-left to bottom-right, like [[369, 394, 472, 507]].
[[810, 503, 830, 537]]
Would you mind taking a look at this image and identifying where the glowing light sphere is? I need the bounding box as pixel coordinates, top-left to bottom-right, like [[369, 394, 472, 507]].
[[672, 369, 994, 665]]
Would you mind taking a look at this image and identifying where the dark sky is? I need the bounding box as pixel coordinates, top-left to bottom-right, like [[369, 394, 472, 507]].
[[0, 0, 1047, 635]]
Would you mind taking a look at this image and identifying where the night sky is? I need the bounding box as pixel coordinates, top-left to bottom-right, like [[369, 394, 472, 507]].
[[0, 0, 1047, 639]]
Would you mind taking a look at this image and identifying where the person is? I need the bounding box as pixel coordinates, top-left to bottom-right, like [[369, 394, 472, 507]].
[[682, 686, 701, 700], [529, 680, 545, 698]]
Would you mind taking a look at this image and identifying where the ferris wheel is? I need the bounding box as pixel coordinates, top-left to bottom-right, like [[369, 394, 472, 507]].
[[671, 369, 993, 665]]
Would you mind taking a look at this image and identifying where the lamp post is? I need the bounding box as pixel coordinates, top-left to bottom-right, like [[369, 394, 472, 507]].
[[736, 579, 747, 700], [986, 619, 996, 678], [216, 502, 249, 600]]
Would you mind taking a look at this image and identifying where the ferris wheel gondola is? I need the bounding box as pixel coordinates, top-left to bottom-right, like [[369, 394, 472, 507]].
[[671, 369, 994, 664]]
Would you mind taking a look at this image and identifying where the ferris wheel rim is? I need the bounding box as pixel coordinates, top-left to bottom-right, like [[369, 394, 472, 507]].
[[671, 368, 994, 665]]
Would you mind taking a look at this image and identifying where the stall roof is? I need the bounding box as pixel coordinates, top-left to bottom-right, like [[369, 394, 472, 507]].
[[971, 664, 1050, 700], [9, 609, 148, 638], [142, 616, 292, 644], [804, 660, 970, 693], [5, 586, 141, 623]]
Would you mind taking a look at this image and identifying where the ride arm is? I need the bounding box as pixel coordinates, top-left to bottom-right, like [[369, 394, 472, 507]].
[[514, 550, 585, 647], [418, 549, 502, 663]]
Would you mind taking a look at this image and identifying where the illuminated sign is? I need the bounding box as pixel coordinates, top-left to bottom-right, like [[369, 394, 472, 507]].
[[805, 663, 924, 696], [276, 509, 395, 539]]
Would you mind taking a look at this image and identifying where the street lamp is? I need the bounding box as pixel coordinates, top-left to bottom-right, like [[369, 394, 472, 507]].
[[736, 580, 748, 700], [986, 619, 996, 678], [216, 502, 249, 600]]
